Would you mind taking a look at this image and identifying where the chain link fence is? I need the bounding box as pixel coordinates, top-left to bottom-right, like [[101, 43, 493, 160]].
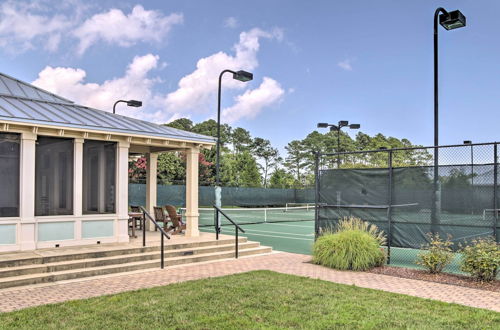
[[315, 142, 500, 273]]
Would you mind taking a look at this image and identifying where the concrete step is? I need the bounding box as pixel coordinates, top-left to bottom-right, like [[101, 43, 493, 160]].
[[0, 245, 272, 289], [0, 242, 261, 278], [0, 237, 248, 269]]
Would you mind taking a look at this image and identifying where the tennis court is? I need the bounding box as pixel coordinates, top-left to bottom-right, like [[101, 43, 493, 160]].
[[181, 205, 315, 254]]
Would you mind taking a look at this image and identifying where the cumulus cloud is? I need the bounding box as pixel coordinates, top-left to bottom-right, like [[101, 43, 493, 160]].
[[31, 26, 286, 125], [32, 54, 170, 121], [0, 1, 72, 52], [224, 17, 238, 28], [165, 27, 283, 113], [338, 59, 353, 71], [222, 77, 284, 123], [73, 5, 183, 55]]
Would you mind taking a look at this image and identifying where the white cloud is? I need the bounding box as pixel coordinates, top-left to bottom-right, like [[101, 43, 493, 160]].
[[224, 17, 238, 28], [0, 1, 72, 52], [338, 59, 353, 71], [32, 54, 170, 122], [222, 77, 284, 123], [73, 5, 183, 55], [165, 27, 282, 114]]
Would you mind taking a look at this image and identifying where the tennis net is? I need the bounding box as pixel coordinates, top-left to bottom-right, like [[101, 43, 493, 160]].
[[179, 206, 315, 227]]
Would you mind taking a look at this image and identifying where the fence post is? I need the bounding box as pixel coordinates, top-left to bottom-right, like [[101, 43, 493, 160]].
[[387, 150, 393, 264], [314, 152, 320, 239], [494, 144, 498, 242]]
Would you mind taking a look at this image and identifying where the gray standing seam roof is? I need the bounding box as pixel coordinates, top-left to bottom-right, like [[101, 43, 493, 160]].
[[0, 72, 215, 144]]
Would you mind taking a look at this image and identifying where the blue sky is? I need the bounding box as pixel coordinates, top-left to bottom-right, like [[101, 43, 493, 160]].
[[1, 0, 499, 154]]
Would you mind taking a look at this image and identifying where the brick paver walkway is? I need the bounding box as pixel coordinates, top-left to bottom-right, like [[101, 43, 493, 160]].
[[0, 252, 498, 313]]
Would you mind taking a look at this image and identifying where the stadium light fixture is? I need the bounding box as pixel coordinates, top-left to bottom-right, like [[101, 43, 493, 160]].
[[113, 99, 142, 114], [317, 120, 361, 168], [463, 140, 472, 144], [215, 69, 253, 237], [432, 7, 466, 233]]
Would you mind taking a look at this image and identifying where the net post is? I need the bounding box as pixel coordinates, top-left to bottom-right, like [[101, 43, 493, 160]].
[[264, 209, 267, 223], [387, 150, 393, 264], [314, 152, 320, 239], [494, 143, 498, 242]]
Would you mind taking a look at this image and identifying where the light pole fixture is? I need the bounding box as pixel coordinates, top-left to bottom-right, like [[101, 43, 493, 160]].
[[317, 120, 360, 168], [432, 7, 466, 232], [113, 99, 142, 114], [215, 69, 253, 237]]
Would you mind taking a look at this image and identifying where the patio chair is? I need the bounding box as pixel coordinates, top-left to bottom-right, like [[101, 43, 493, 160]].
[[130, 205, 143, 230], [164, 205, 186, 235], [153, 206, 170, 232]]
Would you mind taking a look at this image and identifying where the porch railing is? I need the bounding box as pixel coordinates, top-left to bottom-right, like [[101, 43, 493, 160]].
[[213, 205, 245, 258], [139, 206, 171, 269]]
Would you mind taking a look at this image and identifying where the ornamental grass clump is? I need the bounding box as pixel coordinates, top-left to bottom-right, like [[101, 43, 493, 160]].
[[416, 233, 454, 274], [460, 237, 500, 282], [313, 217, 386, 271]]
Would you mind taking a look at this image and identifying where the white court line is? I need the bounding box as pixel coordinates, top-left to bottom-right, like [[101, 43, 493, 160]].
[[240, 227, 314, 237], [203, 228, 314, 241], [263, 222, 313, 228]]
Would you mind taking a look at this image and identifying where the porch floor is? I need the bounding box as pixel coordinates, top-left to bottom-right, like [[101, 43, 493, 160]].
[[0, 231, 235, 263]]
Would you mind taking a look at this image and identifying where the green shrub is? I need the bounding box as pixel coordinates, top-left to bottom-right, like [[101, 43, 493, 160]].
[[335, 217, 386, 246], [460, 237, 500, 282], [313, 230, 386, 271], [416, 233, 454, 274]]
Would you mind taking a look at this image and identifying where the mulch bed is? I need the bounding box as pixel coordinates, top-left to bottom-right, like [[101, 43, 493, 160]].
[[369, 266, 500, 292]]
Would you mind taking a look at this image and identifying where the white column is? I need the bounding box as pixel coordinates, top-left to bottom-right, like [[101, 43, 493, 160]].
[[185, 147, 199, 237], [19, 132, 37, 250], [145, 152, 158, 231], [73, 138, 84, 241], [116, 141, 130, 242]]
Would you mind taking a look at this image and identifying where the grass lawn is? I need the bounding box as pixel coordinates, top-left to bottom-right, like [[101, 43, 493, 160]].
[[0, 271, 498, 329]]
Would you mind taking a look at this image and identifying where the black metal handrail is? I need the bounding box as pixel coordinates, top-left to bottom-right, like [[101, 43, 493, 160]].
[[213, 205, 245, 258], [139, 206, 171, 269]]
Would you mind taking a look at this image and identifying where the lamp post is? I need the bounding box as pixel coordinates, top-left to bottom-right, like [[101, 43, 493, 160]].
[[317, 121, 360, 168], [112, 99, 142, 114], [215, 70, 253, 237], [432, 8, 466, 231]]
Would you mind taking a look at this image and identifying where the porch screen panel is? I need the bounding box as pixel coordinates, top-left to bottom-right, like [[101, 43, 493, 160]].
[[0, 133, 20, 217], [83, 140, 116, 214], [35, 137, 74, 216]]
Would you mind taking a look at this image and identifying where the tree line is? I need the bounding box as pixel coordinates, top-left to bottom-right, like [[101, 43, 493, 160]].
[[128, 118, 428, 188]]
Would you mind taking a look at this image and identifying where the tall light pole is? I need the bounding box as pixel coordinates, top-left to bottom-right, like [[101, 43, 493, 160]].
[[113, 99, 142, 114], [215, 70, 253, 237], [432, 8, 466, 231], [464, 140, 474, 214], [317, 121, 360, 168]]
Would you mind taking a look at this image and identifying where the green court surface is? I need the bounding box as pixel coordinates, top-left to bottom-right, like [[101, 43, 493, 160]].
[[201, 220, 315, 255]]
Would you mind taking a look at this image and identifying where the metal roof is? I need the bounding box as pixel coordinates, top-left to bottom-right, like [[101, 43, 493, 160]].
[[0, 72, 215, 144]]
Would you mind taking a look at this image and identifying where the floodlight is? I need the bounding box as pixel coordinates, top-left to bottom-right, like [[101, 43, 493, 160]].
[[339, 120, 349, 126], [439, 10, 466, 30], [317, 123, 329, 128], [349, 124, 360, 129], [126, 100, 142, 107], [233, 70, 253, 82]]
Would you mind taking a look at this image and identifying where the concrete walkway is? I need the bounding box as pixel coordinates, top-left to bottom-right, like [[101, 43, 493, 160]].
[[0, 252, 498, 313]]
